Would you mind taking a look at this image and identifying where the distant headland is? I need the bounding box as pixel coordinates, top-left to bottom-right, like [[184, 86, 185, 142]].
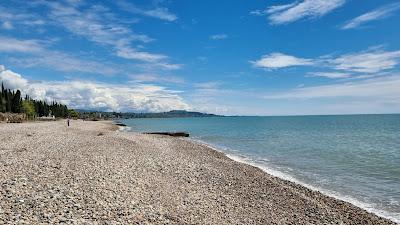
[[77, 109, 222, 120]]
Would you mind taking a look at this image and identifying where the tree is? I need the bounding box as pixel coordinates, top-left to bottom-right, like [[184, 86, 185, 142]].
[[68, 109, 79, 118], [21, 100, 36, 119], [11, 90, 22, 113], [4, 90, 10, 112], [0, 83, 70, 118], [0, 95, 4, 113], [0, 83, 3, 113]]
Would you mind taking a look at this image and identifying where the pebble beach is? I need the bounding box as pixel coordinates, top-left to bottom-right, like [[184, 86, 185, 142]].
[[0, 120, 396, 224]]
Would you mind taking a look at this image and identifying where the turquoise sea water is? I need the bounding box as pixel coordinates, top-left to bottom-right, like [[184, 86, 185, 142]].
[[122, 114, 400, 222]]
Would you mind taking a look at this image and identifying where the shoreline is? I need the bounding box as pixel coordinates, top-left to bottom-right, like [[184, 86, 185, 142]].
[[0, 120, 396, 224], [110, 121, 398, 224], [187, 138, 399, 223]]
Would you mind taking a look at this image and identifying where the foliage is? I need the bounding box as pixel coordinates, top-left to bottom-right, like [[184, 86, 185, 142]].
[[21, 100, 36, 119], [0, 82, 69, 118], [77, 110, 220, 120], [68, 109, 79, 118]]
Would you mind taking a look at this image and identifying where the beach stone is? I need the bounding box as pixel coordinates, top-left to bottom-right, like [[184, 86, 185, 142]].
[[0, 120, 396, 225]]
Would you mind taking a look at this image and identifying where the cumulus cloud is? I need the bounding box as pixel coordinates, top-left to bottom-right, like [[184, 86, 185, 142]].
[[264, 0, 346, 25], [342, 3, 400, 29], [0, 65, 190, 112], [252, 53, 313, 69], [0, 66, 29, 90]]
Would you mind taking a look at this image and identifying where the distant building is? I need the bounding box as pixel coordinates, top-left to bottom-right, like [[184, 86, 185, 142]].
[[37, 112, 56, 121], [37, 115, 56, 121]]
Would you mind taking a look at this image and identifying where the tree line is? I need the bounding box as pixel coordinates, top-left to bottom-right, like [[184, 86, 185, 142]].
[[0, 83, 70, 119]]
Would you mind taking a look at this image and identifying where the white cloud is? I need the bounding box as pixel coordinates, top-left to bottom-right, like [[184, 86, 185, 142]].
[[0, 66, 29, 90], [45, 3, 152, 45], [194, 81, 221, 89], [139, 7, 177, 22], [10, 51, 119, 76], [0, 36, 44, 53], [130, 74, 185, 84], [210, 34, 228, 40], [252, 53, 313, 69], [307, 72, 351, 78], [342, 3, 400, 29], [253, 48, 400, 75], [42, 1, 175, 65], [0, 36, 118, 76], [330, 49, 400, 73], [23, 19, 46, 26], [186, 86, 265, 116], [266, 0, 346, 25], [1, 21, 13, 29], [250, 10, 266, 16], [116, 1, 177, 22], [267, 3, 298, 14], [135, 62, 183, 71], [116, 47, 167, 62], [250, 3, 297, 16], [0, 6, 44, 28], [153, 63, 183, 70], [1, 2, 180, 70], [264, 75, 400, 100], [0, 65, 189, 112]]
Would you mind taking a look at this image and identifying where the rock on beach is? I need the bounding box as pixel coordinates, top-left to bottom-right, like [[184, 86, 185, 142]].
[[0, 120, 396, 224]]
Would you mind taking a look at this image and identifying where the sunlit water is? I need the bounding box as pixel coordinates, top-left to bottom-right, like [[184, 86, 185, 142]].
[[121, 114, 400, 222]]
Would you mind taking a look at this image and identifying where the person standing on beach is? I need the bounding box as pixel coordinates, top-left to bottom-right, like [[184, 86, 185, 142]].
[[67, 118, 70, 127]]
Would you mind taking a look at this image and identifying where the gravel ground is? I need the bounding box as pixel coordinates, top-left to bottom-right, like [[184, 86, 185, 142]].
[[0, 120, 396, 225]]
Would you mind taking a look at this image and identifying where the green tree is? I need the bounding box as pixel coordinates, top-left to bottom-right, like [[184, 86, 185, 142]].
[[21, 100, 36, 119], [0, 95, 4, 113], [5, 90, 10, 112], [11, 90, 22, 113], [68, 109, 79, 118], [0, 83, 70, 118]]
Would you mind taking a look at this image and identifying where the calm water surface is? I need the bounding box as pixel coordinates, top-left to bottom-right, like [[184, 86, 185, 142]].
[[122, 114, 400, 222]]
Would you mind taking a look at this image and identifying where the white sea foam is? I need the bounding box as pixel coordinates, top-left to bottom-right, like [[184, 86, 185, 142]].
[[118, 125, 132, 132], [189, 138, 399, 224], [120, 124, 398, 224]]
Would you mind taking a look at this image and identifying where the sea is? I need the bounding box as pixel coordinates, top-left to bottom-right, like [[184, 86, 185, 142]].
[[121, 114, 400, 223]]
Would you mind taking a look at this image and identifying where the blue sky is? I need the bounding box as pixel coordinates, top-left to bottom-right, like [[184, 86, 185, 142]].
[[1, 0, 400, 115]]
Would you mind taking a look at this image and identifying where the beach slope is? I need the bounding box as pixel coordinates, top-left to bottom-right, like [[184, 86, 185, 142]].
[[0, 120, 395, 224]]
